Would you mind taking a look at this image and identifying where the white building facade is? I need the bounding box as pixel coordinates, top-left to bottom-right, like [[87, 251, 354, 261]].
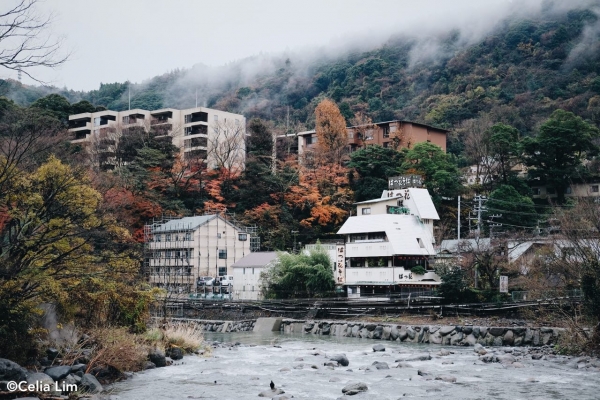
[[337, 186, 441, 299], [68, 107, 246, 170], [231, 252, 279, 300], [144, 215, 257, 294]]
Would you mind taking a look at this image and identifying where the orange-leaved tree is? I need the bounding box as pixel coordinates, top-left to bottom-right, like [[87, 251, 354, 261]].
[[315, 99, 348, 164]]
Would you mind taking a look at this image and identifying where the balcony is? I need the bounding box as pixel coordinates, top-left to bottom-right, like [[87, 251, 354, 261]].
[[184, 111, 208, 124], [345, 242, 393, 258], [71, 129, 91, 141], [345, 267, 439, 285]]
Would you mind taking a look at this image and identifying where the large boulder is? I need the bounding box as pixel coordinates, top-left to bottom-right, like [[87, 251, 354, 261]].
[[167, 347, 184, 361], [342, 382, 368, 395], [80, 373, 103, 393], [26, 372, 59, 395], [149, 349, 167, 367], [330, 354, 349, 367], [0, 358, 27, 390], [44, 365, 71, 381], [372, 361, 389, 370], [259, 388, 284, 397], [372, 344, 385, 352]]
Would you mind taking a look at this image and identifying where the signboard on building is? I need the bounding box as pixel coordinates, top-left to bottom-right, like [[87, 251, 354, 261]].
[[388, 175, 423, 190], [499, 276, 508, 293], [335, 245, 345, 284]]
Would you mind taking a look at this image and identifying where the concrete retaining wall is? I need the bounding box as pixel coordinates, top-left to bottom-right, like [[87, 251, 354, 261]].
[[167, 318, 255, 333]]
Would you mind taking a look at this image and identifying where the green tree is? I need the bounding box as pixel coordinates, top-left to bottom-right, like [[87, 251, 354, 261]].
[[348, 145, 404, 201], [401, 142, 462, 204], [261, 245, 334, 298], [486, 185, 537, 230], [488, 123, 520, 185], [522, 110, 599, 203], [29, 94, 72, 125]]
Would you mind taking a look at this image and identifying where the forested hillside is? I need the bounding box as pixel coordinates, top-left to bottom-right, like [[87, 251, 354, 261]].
[[2, 6, 600, 147]]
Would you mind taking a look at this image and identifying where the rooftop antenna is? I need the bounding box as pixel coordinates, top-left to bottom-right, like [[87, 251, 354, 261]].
[[128, 83, 131, 110], [195, 88, 198, 108], [18, 70, 21, 82]]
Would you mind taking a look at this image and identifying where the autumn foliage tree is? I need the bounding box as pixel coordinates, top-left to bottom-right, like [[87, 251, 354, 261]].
[[314, 99, 348, 164]]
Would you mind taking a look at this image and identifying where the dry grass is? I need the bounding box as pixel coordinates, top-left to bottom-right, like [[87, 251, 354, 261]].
[[161, 322, 205, 353], [86, 327, 150, 373]]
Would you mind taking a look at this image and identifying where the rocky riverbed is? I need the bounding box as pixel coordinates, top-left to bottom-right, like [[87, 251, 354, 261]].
[[109, 331, 600, 400]]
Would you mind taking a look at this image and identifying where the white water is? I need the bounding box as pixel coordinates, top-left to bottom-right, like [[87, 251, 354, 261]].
[[111, 332, 600, 400]]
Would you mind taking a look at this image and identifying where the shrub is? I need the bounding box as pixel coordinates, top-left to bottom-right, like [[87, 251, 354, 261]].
[[411, 265, 427, 275], [87, 327, 150, 373], [161, 323, 205, 353]]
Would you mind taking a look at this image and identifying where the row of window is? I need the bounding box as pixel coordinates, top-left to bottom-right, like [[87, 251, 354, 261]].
[[533, 185, 599, 196], [242, 267, 257, 274], [150, 249, 230, 259], [153, 233, 248, 242]]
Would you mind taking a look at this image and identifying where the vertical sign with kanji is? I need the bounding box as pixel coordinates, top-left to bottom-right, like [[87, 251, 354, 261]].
[[499, 276, 508, 293], [336, 245, 345, 284]]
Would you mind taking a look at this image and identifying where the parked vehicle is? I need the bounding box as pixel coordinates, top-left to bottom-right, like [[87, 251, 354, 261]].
[[219, 275, 234, 286], [197, 276, 215, 286]]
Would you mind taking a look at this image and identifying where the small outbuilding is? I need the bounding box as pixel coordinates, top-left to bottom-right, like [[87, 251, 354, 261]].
[[232, 252, 279, 300]]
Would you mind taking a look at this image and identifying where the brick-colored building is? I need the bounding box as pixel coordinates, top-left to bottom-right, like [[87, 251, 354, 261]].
[[296, 120, 448, 157]]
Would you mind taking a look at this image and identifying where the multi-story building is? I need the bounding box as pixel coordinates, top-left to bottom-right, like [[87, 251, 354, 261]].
[[68, 107, 246, 170], [336, 178, 442, 299], [296, 120, 448, 157], [143, 214, 258, 294]]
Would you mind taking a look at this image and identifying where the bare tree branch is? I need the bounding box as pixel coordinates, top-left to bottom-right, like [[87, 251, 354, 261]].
[[0, 0, 69, 82]]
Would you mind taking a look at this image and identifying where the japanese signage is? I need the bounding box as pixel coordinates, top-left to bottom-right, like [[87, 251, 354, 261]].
[[499, 276, 508, 293], [388, 175, 423, 190], [336, 245, 345, 284]]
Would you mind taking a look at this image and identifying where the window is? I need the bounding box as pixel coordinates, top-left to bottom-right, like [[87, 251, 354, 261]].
[[417, 238, 425, 248], [218, 267, 227, 276], [243, 286, 245, 291], [166, 250, 172, 259], [166, 234, 172, 241], [383, 142, 389, 148], [592, 185, 599, 193], [218, 249, 227, 259], [185, 232, 192, 241], [94, 117, 101, 126], [122, 116, 130, 124], [243, 268, 246, 275], [383, 126, 390, 138], [214, 115, 218, 121], [217, 233, 221, 239], [155, 234, 161, 242], [235, 119, 240, 126], [532, 188, 541, 195], [362, 207, 371, 215], [252, 268, 255, 275], [238, 233, 247, 241], [184, 114, 191, 124], [565, 187, 572, 194]]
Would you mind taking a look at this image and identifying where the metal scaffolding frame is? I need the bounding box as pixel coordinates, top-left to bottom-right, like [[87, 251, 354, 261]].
[[143, 211, 259, 296]]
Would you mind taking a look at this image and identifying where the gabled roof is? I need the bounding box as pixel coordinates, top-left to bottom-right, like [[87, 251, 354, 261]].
[[231, 252, 279, 268], [407, 188, 440, 220], [152, 214, 236, 233], [337, 214, 435, 256]]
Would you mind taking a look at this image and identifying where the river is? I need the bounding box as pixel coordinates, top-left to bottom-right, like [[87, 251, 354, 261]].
[[111, 331, 600, 400]]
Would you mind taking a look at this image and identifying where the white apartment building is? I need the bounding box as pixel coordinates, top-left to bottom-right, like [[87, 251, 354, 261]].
[[68, 107, 246, 170], [337, 185, 442, 299], [144, 215, 257, 294], [231, 252, 279, 300]]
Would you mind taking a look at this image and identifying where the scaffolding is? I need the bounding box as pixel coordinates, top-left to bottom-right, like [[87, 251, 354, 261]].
[[143, 212, 259, 296]]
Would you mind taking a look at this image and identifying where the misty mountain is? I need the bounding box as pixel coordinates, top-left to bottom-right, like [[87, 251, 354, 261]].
[[2, 4, 600, 156]]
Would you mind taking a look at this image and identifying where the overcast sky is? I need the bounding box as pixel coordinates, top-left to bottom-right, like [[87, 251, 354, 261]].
[[4, 0, 590, 91]]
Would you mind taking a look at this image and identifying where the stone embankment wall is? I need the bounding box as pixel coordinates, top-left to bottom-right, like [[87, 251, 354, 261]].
[[280, 320, 565, 347], [167, 318, 256, 333]]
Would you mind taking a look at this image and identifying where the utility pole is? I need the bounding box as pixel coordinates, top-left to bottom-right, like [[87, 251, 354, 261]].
[[473, 195, 487, 240], [457, 195, 461, 259]]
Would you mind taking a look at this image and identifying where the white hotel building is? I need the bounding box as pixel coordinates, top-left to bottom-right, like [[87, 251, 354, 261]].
[[336, 185, 441, 299]]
